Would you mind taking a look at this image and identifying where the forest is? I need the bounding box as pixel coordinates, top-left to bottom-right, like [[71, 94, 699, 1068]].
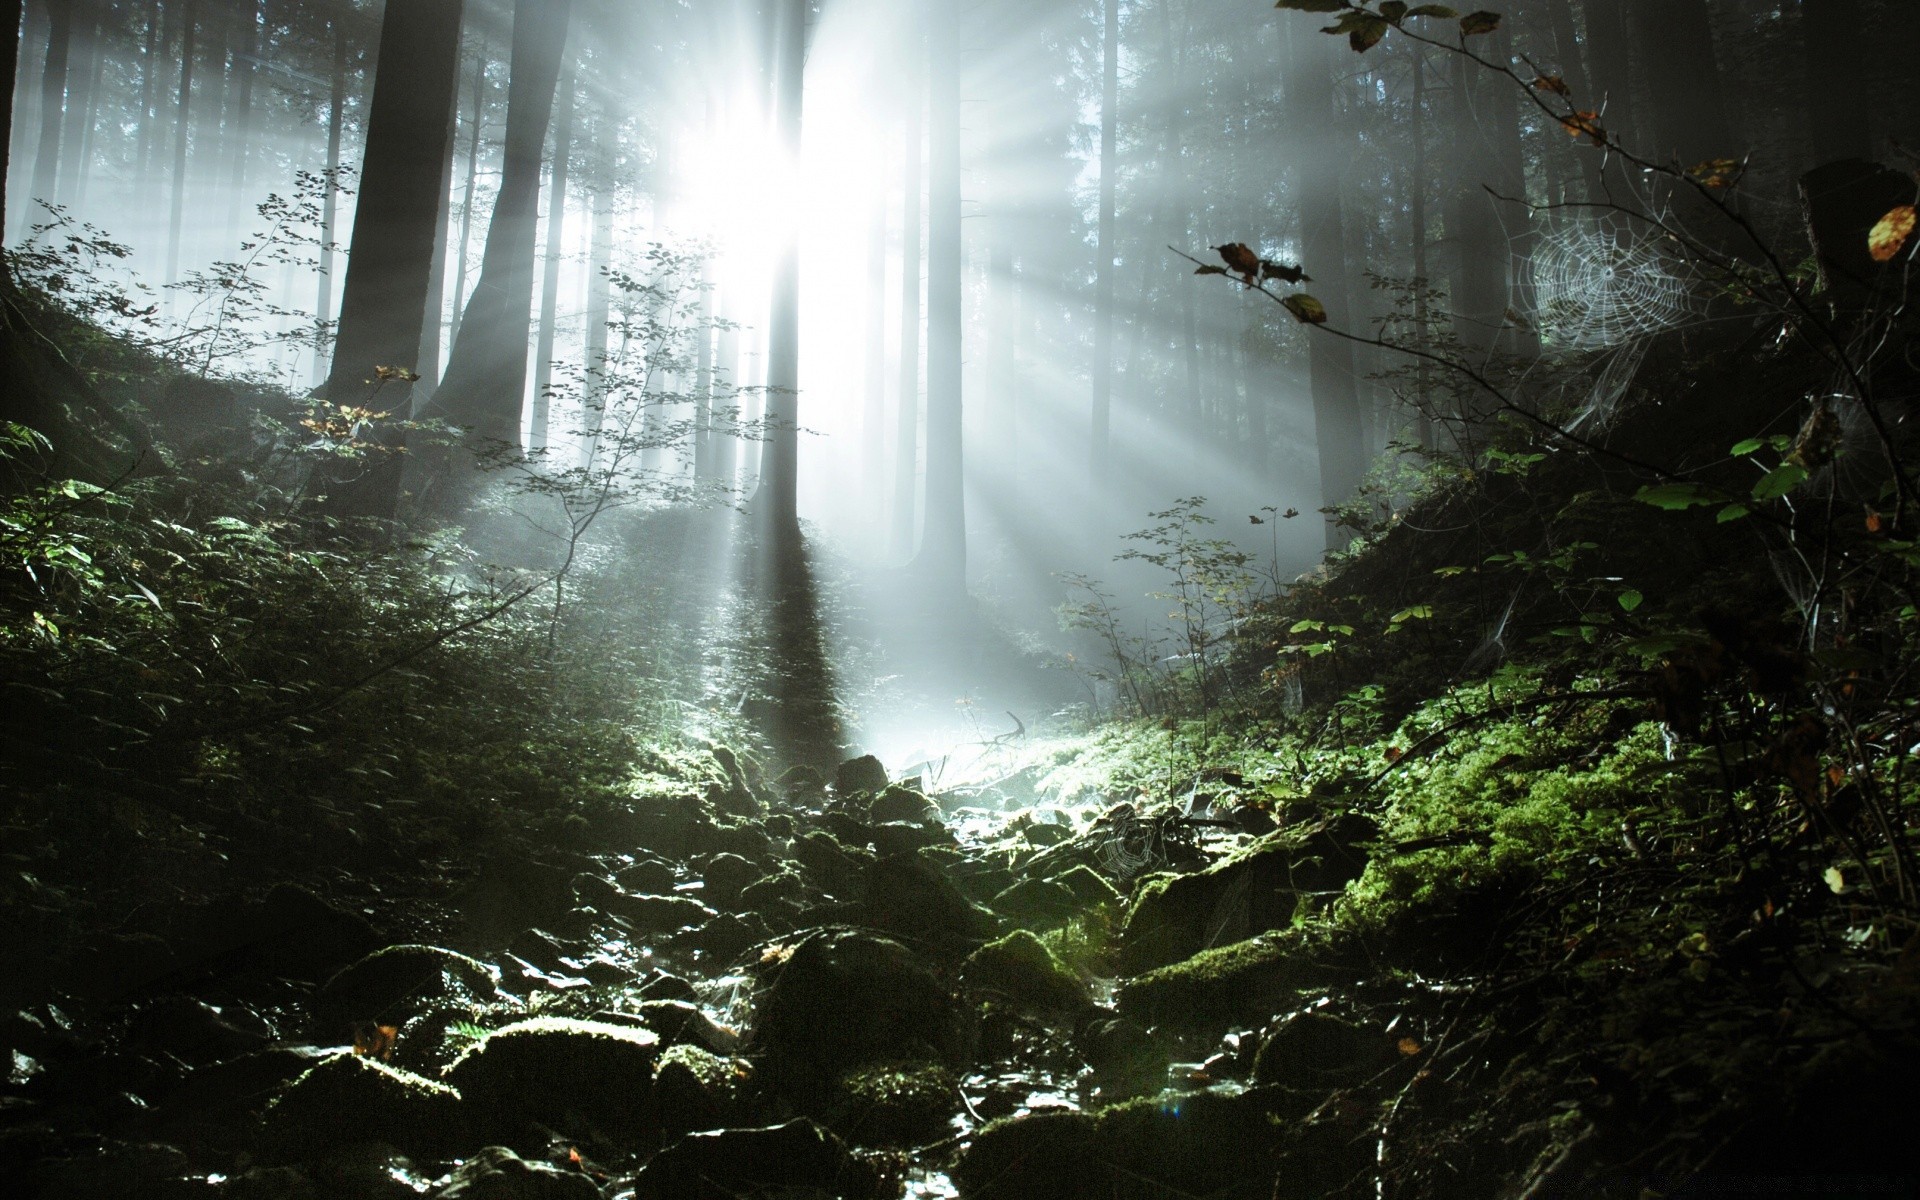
[[0, 0, 1917, 1196]]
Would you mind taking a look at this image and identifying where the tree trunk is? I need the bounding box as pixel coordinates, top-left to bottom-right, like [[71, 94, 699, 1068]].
[[416, 89, 459, 406], [1408, 38, 1435, 446], [754, 0, 805, 544], [862, 151, 887, 523], [1804, 0, 1870, 163], [321, 0, 465, 518], [530, 67, 574, 454], [1286, 21, 1367, 550], [132, 0, 159, 235], [1446, 48, 1507, 364], [164, 0, 197, 298], [54, 0, 99, 208], [0, 0, 17, 241], [1627, 0, 1735, 167], [423, 0, 572, 504], [891, 61, 923, 562], [448, 36, 487, 347], [1089, 0, 1117, 499], [310, 17, 346, 385], [224, 0, 261, 231], [26, 0, 69, 219], [578, 141, 612, 468], [912, 0, 964, 591]]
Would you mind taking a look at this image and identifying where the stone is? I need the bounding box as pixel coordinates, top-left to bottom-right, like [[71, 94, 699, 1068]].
[[650, 1044, 738, 1136], [444, 1017, 660, 1145], [262, 1052, 463, 1162], [1053, 864, 1122, 908], [430, 1146, 599, 1200], [855, 853, 1000, 947], [615, 858, 677, 895], [634, 1000, 735, 1053], [628, 1118, 876, 1200], [963, 930, 1092, 1016], [833, 754, 891, 797], [314, 946, 498, 1039], [459, 858, 574, 947], [792, 831, 871, 899], [871, 820, 953, 858], [696, 853, 761, 907], [1251, 1010, 1396, 1092], [989, 877, 1080, 925], [125, 996, 271, 1066], [830, 1061, 962, 1147], [1115, 931, 1363, 1030], [952, 1110, 1098, 1199], [737, 870, 806, 914], [870, 785, 940, 825]]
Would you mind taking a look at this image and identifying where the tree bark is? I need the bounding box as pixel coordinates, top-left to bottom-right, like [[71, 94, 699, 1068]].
[[423, 0, 573, 505], [1446, 48, 1507, 363], [1089, 0, 1117, 498], [26, 0, 69, 219], [321, 0, 465, 518], [416, 86, 460, 406], [311, 16, 346, 386], [578, 135, 612, 469], [224, 0, 261, 232], [1285, 21, 1367, 550], [863, 148, 887, 522], [530, 67, 574, 454], [448, 36, 487, 347], [1627, 0, 1736, 168], [0, 0, 18, 239]]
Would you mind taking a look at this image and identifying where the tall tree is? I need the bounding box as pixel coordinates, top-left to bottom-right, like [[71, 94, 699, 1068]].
[[224, 0, 262, 232], [26, 0, 70, 217], [578, 128, 613, 469], [448, 36, 488, 347], [530, 67, 575, 453], [423, 0, 573, 506], [912, 0, 965, 590], [321, 0, 465, 518], [1285, 21, 1366, 550], [311, 15, 346, 385], [1804, 0, 1870, 163], [1627, 0, 1736, 168], [1446, 47, 1510, 362], [1089, 0, 1118, 497], [164, 0, 197, 298], [754, 0, 806, 544], [891, 62, 923, 562]]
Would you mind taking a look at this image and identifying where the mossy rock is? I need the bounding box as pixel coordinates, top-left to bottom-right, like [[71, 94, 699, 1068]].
[[444, 1017, 660, 1145], [1114, 931, 1362, 1030], [1052, 864, 1122, 908], [857, 852, 1001, 948], [631, 1117, 877, 1200], [792, 830, 872, 898], [748, 927, 971, 1105], [834, 754, 891, 796], [962, 930, 1092, 1016], [989, 877, 1080, 926], [314, 945, 498, 1038], [953, 1110, 1098, 1198], [432, 1145, 600, 1199], [1251, 1010, 1398, 1093], [829, 1060, 962, 1147], [652, 1043, 741, 1135], [871, 785, 941, 825], [738, 869, 806, 912], [262, 1051, 463, 1162]]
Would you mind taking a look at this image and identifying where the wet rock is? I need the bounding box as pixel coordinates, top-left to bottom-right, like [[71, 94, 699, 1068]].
[[777, 765, 828, 806], [618, 793, 709, 859], [951, 862, 1020, 905], [615, 858, 677, 895], [628, 1118, 875, 1200], [444, 1016, 659, 1145], [1020, 821, 1070, 848], [834, 754, 890, 797], [737, 870, 806, 914], [1052, 864, 1122, 908], [673, 912, 762, 962], [460, 858, 575, 947], [31, 1138, 192, 1200], [1076, 1016, 1168, 1098], [634, 1000, 736, 1053], [637, 973, 698, 1002], [988, 877, 1080, 926], [262, 1052, 463, 1162], [1251, 1010, 1398, 1098], [856, 853, 1000, 948], [749, 928, 970, 1104], [696, 853, 761, 907], [829, 1060, 961, 1147], [962, 930, 1092, 1017], [306, 1143, 438, 1199], [141, 1045, 324, 1148], [610, 891, 716, 935], [870, 785, 940, 826], [820, 810, 876, 850], [683, 817, 773, 863], [1115, 931, 1363, 1030], [505, 929, 571, 976], [871, 820, 953, 858], [61, 933, 182, 1002], [952, 1109, 1098, 1199], [315, 946, 498, 1038], [650, 1044, 739, 1136], [792, 831, 871, 899], [126, 996, 271, 1066], [431, 1145, 599, 1200]]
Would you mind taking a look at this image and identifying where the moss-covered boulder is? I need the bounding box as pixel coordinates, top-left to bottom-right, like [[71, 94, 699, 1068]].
[[870, 784, 941, 825], [262, 1051, 464, 1161], [738, 868, 806, 913], [856, 852, 1000, 948], [696, 852, 761, 907], [431, 1145, 600, 1199], [792, 830, 871, 899], [989, 877, 1080, 926], [314, 945, 498, 1039], [834, 754, 891, 796], [952, 1110, 1098, 1198], [1053, 864, 1122, 908], [1114, 931, 1362, 1030], [829, 1061, 962, 1147], [630, 1118, 877, 1200], [1252, 1009, 1398, 1094], [748, 927, 971, 1104], [651, 1043, 740, 1136], [443, 1017, 660, 1145], [962, 930, 1092, 1016]]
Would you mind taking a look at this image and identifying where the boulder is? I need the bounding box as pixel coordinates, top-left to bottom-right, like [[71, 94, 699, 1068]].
[[628, 1119, 876, 1200], [1053, 865, 1122, 908], [871, 820, 953, 858], [444, 1017, 660, 1145], [696, 853, 761, 907], [856, 853, 1000, 948], [834, 754, 891, 796], [1252, 1010, 1398, 1094], [870, 785, 940, 825], [952, 1110, 1098, 1199], [125, 996, 271, 1066], [262, 1052, 463, 1162], [431, 1146, 599, 1200], [650, 1044, 739, 1136], [460, 858, 574, 947], [830, 1061, 961, 1147], [989, 877, 1080, 926], [962, 930, 1092, 1016], [1115, 931, 1363, 1031], [615, 858, 677, 895], [792, 831, 870, 899], [315, 946, 498, 1038], [748, 928, 970, 1104], [634, 1000, 735, 1053]]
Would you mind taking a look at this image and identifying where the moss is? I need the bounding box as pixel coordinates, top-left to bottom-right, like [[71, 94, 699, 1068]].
[[831, 1061, 961, 1146], [1053, 864, 1122, 908], [653, 1043, 739, 1135], [443, 1016, 660, 1144], [1114, 930, 1360, 1029], [314, 944, 497, 1036], [262, 1051, 463, 1161], [954, 1110, 1098, 1198], [963, 929, 1092, 1015]]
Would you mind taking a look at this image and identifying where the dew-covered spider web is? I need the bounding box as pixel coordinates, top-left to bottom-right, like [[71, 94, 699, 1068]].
[[1531, 214, 1692, 350]]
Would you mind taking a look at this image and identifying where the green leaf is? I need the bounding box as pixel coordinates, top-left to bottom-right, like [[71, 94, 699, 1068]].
[[1379, 1, 1409, 19], [1274, 0, 1349, 10], [1289, 619, 1324, 634], [1617, 588, 1643, 613], [1632, 483, 1720, 511], [1716, 503, 1750, 523], [1751, 462, 1808, 502], [1459, 10, 1501, 34], [1388, 604, 1434, 624], [1282, 293, 1329, 324], [1729, 437, 1764, 457]]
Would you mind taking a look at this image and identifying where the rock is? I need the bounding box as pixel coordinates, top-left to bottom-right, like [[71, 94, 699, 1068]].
[[1053, 864, 1122, 908], [834, 754, 891, 797], [870, 785, 940, 825], [820, 810, 876, 849], [314, 946, 498, 1039], [871, 820, 953, 858], [611, 891, 717, 934], [31, 1138, 193, 1200], [444, 1017, 660, 1145], [684, 817, 773, 862], [792, 831, 870, 899], [748, 928, 970, 1104], [856, 853, 1000, 948], [628, 1118, 875, 1200], [460, 858, 574, 947], [262, 1052, 463, 1162], [989, 877, 1080, 926], [431, 1145, 599, 1200], [125, 996, 271, 1066], [952, 1110, 1098, 1199], [1251, 1010, 1397, 1094], [650, 1044, 738, 1136], [1115, 931, 1362, 1030], [634, 1000, 735, 1053], [1076, 1017, 1168, 1098], [830, 1061, 961, 1147], [696, 853, 761, 907], [709, 745, 761, 817], [962, 930, 1092, 1016], [615, 858, 677, 895], [673, 912, 762, 962], [777, 765, 828, 805], [1021, 821, 1070, 848], [637, 973, 698, 1002]]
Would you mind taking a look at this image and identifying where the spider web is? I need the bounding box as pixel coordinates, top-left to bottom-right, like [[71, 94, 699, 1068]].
[[1530, 214, 1691, 350]]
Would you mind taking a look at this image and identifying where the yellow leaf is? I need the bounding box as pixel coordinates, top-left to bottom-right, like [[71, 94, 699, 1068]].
[[1282, 293, 1329, 324], [1868, 205, 1916, 263]]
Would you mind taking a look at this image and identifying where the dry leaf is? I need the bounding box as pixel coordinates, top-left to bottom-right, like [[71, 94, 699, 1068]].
[[1868, 205, 1917, 263]]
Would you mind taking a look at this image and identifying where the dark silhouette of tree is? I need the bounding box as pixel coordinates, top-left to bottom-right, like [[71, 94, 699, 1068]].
[[891, 32, 922, 563], [530, 66, 575, 454], [1803, 0, 1870, 164], [754, 0, 805, 547], [911, 0, 964, 593]]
